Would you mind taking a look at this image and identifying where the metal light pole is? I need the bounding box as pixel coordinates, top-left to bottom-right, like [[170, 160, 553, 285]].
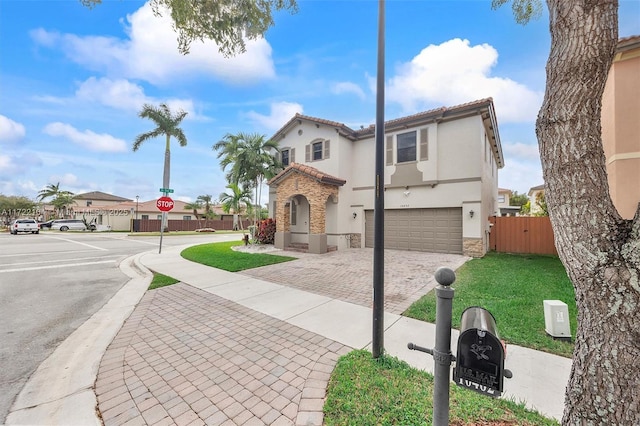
[[135, 195, 139, 220], [372, 0, 386, 359]]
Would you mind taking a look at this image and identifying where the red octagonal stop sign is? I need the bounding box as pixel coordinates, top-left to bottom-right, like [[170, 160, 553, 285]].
[[157, 196, 174, 212]]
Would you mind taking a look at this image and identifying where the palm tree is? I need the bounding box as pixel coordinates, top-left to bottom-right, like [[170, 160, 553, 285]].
[[184, 200, 203, 228], [37, 182, 74, 218], [196, 194, 214, 219], [133, 103, 188, 228], [219, 183, 252, 232], [213, 132, 281, 227]]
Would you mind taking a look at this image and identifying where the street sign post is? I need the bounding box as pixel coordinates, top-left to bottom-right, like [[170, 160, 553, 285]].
[[159, 188, 174, 194]]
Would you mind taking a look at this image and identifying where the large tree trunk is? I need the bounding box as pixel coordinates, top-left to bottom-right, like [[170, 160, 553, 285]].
[[537, 1, 640, 423]]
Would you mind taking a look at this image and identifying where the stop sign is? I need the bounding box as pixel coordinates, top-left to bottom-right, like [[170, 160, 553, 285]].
[[157, 196, 174, 212]]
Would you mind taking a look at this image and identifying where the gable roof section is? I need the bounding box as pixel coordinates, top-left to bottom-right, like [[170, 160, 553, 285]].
[[75, 191, 132, 202], [271, 98, 504, 168], [268, 163, 346, 187], [271, 113, 358, 141]]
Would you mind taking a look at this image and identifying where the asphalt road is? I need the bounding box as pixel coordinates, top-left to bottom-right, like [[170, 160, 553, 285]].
[[0, 230, 236, 424]]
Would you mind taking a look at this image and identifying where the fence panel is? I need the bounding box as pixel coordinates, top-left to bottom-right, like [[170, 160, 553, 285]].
[[132, 219, 249, 232], [490, 216, 557, 255]]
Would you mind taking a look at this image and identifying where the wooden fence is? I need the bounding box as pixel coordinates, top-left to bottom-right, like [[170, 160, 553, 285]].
[[489, 216, 558, 255], [132, 219, 251, 233]]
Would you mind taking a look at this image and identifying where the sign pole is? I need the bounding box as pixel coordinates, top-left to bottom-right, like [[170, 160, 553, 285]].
[[159, 211, 165, 254], [156, 191, 174, 254]]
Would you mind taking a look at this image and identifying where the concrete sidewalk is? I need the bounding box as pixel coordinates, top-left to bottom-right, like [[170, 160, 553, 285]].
[[7, 243, 572, 425]]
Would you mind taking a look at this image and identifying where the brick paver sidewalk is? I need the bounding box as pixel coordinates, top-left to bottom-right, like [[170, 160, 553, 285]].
[[96, 284, 350, 426]]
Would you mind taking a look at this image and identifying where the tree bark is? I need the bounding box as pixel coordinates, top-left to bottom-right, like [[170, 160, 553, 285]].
[[537, 1, 640, 423]]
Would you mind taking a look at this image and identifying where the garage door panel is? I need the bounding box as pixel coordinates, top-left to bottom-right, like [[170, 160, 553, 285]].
[[365, 208, 463, 254]]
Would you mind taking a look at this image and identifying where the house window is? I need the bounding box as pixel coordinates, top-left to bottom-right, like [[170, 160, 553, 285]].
[[141, 214, 149, 220], [498, 195, 506, 203], [291, 202, 297, 226], [86, 201, 92, 207], [306, 139, 329, 162], [157, 215, 162, 220], [282, 149, 290, 166], [183, 216, 191, 220], [312, 142, 323, 160], [397, 131, 416, 163]]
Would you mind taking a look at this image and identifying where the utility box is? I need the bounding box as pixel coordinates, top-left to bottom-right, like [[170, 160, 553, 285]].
[[454, 307, 505, 397], [543, 300, 571, 340]]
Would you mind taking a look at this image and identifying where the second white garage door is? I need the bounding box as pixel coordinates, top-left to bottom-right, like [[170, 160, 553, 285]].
[[364, 208, 463, 254]]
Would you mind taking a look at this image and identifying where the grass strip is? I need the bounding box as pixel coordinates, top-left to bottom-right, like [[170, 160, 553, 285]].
[[181, 240, 297, 272], [324, 349, 558, 426], [148, 272, 180, 290], [404, 252, 576, 357]]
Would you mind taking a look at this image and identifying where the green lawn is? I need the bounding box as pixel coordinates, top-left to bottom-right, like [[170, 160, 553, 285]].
[[324, 350, 558, 426], [404, 252, 576, 357], [148, 272, 179, 290], [180, 240, 297, 272]]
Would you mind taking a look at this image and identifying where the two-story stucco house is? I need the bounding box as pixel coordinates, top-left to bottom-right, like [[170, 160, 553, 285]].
[[267, 98, 503, 257]]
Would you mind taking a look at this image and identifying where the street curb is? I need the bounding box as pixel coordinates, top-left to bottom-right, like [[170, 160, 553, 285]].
[[5, 252, 152, 425]]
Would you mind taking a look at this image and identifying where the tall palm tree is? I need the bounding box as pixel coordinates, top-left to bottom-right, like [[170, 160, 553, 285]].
[[219, 183, 252, 232], [213, 132, 281, 227], [133, 102, 188, 200]]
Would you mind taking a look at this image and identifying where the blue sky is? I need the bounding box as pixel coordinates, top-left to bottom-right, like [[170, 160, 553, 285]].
[[1, 0, 638, 205]]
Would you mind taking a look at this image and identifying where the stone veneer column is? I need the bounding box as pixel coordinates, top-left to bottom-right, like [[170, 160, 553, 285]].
[[463, 238, 485, 258]]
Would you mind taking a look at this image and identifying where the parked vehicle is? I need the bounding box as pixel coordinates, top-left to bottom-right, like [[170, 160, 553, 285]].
[[10, 219, 40, 234], [39, 220, 54, 229], [50, 219, 95, 231]]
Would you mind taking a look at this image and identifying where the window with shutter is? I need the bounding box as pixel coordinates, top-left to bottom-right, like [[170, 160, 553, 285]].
[[324, 140, 330, 159], [397, 131, 417, 163], [419, 128, 429, 161], [281, 149, 290, 166], [386, 135, 393, 165], [312, 141, 323, 160]]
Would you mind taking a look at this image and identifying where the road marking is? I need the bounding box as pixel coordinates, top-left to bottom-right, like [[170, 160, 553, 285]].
[[42, 235, 108, 251], [94, 235, 158, 245], [0, 249, 91, 258], [0, 260, 116, 273], [5, 255, 122, 267]]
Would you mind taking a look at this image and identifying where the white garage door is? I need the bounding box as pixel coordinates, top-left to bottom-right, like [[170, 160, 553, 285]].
[[365, 208, 463, 254]]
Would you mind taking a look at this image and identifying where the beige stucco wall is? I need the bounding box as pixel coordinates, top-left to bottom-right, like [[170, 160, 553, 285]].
[[602, 41, 640, 219]]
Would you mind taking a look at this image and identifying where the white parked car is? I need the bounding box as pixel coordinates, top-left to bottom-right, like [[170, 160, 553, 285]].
[[50, 219, 95, 231], [10, 219, 40, 234]]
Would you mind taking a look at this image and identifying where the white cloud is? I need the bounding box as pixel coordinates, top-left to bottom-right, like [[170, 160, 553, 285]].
[[0, 153, 42, 177], [0, 115, 26, 144], [43, 122, 128, 153], [503, 141, 541, 161], [245, 102, 304, 132], [48, 173, 80, 187], [31, 2, 276, 86], [331, 82, 366, 100], [387, 38, 542, 123]]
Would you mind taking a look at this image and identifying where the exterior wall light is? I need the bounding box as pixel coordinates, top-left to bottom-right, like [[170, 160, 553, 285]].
[[353, 212, 357, 219], [469, 210, 475, 218]]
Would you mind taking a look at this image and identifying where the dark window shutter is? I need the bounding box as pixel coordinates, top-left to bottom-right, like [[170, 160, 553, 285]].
[[305, 144, 310, 162], [386, 135, 393, 165], [420, 128, 429, 161], [291, 148, 295, 163], [324, 140, 330, 159]]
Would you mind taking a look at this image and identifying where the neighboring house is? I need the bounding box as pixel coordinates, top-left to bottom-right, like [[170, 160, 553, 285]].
[[601, 35, 640, 219], [73, 191, 132, 208], [267, 98, 504, 257], [528, 184, 545, 216], [497, 188, 520, 216]]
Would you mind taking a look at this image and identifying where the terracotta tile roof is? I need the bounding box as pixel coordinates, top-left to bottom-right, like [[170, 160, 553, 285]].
[[617, 35, 640, 52], [267, 162, 346, 187], [270, 113, 357, 141], [74, 191, 132, 202]]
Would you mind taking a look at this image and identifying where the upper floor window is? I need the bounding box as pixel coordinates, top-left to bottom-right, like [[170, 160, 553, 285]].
[[397, 131, 417, 163], [281, 149, 290, 166], [498, 195, 506, 203], [183, 216, 191, 220], [305, 139, 330, 162]]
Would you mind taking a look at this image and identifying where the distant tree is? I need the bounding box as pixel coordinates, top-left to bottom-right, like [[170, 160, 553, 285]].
[[0, 195, 36, 222], [219, 183, 252, 232], [509, 191, 529, 207], [79, 0, 298, 56], [37, 182, 74, 218], [533, 191, 548, 217], [197, 194, 215, 218], [184, 200, 203, 227]]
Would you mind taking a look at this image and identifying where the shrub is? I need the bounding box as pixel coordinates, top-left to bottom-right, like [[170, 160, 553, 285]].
[[256, 218, 276, 244]]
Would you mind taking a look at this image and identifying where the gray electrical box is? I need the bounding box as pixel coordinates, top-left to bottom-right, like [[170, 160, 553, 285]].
[[543, 300, 571, 339]]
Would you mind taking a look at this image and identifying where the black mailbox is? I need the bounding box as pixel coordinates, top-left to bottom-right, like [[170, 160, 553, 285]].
[[454, 307, 505, 397]]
